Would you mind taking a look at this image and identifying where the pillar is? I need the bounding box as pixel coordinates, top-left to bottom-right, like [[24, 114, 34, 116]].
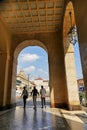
[[73, 0, 87, 100], [49, 31, 68, 109], [65, 44, 81, 110], [0, 51, 16, 110], [0, 53, 7, 108], [5, 54, 16, 108], [11, 57, 17, 104]]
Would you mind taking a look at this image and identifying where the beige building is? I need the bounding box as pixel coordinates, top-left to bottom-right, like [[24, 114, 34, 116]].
[[77, 79, 84, 87], [34, 77, 50, 96], [16, 71, 50, 96], [16, 70, 34, 95], [77, 79, 84, 92]]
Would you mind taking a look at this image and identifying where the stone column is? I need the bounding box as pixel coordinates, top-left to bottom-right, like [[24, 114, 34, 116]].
[[11, 57, 17, 104], [0, 52, 16, 110], [5, 54, 16, 108], [73, 0, 87, 100], [0, 53, 8, 108], [78, 44, 87, 99], [65, 44, 80, 110], [3, 54, 10, 106], [48, 31, 68, 109]]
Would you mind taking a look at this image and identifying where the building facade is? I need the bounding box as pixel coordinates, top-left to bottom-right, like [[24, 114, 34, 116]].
[[34, 77, 50, 96], [16, 70, 49, 96], [77, 79, 84, 92], [77, 79, 84, 88], [16, 70, 34, 95]]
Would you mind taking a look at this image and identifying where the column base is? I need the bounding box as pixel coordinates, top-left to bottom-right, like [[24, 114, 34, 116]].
[[0, 103, 16, 111], [51, 102, 82, 110], [68, 104, 82, 110], [51, 102, 69, 109]]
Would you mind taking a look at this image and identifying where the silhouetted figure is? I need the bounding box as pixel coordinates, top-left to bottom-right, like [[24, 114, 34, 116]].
[[40, 85, 46, 108], [31, 86, 39, 110], [21, 87, 28, 108]]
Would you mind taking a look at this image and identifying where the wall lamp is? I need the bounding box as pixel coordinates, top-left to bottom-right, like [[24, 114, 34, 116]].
[[68, 11, 77, 45]]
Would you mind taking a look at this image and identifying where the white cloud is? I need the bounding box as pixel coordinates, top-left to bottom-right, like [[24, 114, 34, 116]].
[[19, 53, 39, 62], [38, 68, 44, 72], [24, 66, 35, 73], [38, 68, 48, 75], [37, 68, 49, 79]]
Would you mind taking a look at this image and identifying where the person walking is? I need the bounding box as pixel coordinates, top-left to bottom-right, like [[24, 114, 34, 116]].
[[21, 86, 28, 108], [40, 85, 46, 108], [31, 86, 39, 110]]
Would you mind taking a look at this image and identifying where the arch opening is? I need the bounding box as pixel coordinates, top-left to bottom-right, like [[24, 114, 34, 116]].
[[11, 40, 50, 108]]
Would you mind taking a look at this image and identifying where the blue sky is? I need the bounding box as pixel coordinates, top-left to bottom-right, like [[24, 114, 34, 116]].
[[74, 43, 83, 79], [17, 43, 83, 80], [17, 46, 49, 80]]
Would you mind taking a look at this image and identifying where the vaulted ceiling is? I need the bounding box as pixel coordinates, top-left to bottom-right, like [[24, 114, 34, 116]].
[[0, 0, 65, 34]]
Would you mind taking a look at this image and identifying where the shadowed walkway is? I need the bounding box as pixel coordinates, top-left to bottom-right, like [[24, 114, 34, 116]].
[[0, 107, 70, 130], [0, 98, 87, 130], [0, 97, 70, 130]]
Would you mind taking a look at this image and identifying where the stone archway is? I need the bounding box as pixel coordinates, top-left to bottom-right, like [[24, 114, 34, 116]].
[[11, 40, 48, 104], [63, 1, 80, 110]]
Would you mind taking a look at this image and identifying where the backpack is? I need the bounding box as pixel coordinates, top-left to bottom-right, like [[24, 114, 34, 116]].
[[23, 90, 28, 98]]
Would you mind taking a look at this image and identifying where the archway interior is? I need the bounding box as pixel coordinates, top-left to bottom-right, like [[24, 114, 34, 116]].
[[16, 45, 50, 107]]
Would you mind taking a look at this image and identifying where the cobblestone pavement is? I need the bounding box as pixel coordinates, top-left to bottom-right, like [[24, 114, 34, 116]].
[[0, 97, 87, 130]]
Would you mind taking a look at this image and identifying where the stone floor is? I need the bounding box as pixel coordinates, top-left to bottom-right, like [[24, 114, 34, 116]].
[[0, 107, 71, 130], [0, 97, 87, 130]]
